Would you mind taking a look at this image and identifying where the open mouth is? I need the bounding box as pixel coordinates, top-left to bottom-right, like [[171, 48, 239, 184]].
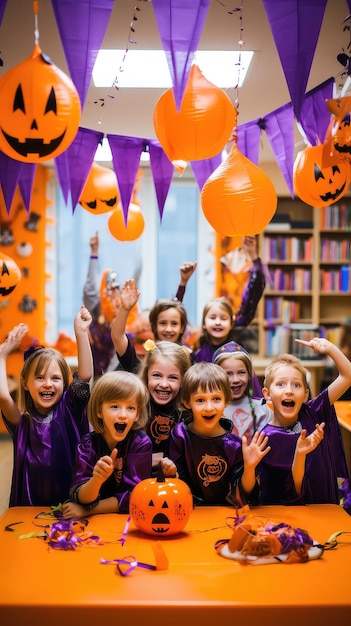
[[40, 392, 54, 399], [114, 423, 127, 434], [203, 414, 216, 421], [282, 400, 295, 408]]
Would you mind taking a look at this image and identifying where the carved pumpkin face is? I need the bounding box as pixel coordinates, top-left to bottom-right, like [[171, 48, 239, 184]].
[[79, 163, 119, 214], [331, 114, 351, 163], [130, 467, 193, 536], [0, 252, 21, 298], [108, 203, 145, 241], [0, 45, 81, 162], [293, 143, 350, 208]]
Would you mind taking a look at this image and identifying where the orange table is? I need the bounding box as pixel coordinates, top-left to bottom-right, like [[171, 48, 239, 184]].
[[335, 401, 351, 475], [1, 504, 351, 626]]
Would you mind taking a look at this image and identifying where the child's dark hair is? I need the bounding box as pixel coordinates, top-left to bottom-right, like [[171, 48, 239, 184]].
[[148, 299, 188, 343], [181, 362, 232, 406], [88, 371, 149, 433], [19, 348, 70, 414]]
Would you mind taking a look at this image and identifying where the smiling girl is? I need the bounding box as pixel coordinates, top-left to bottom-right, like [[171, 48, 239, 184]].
[[62, 370, 152, 519]]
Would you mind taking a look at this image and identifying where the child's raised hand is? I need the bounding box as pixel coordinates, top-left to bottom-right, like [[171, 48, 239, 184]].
[[241, 236, 258, 260], [295, 337, 331, 355], [179, 261, 197, 286], [242, 431, 271, 469], [120, 279, 140, 311], [0, 323, 29, 359], [160, 456, 178, 478], [93, 448, 117, 482], [89, 231, 99, 255], [74, 305, 92, 333], [296, 423, 325, 457]]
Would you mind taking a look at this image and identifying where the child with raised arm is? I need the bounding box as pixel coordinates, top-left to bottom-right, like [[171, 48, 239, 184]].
[[194, 236, 266, 362], [0, 306, 93, 507], [62, 371, 153, 519], [258, 337, 351, 505], [169, 362, 270, 507]]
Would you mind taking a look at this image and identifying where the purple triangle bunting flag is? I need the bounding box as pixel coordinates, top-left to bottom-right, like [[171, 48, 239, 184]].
[[236, 120, 261, 165], [152, 0, 211, 110], [190, 154, 222, 190], [0, 151, 23, 215], [50, 0, 114, 107], [0, 0, 8, 27], [298, 77, 334, 146], [54, 152, 71, 206], [107, 135, 144, 225], [262, 0, 328, 121], [148, 140, 174, 220], [262, 102, 295, 197], [18, 163, 37, 214]]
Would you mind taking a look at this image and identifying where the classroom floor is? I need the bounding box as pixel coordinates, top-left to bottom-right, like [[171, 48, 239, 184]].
[[0, 435, 13, 517]]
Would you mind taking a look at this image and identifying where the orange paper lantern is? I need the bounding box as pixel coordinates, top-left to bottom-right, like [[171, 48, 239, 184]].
[[0, 45, 81, 162], [294, 143, 350, 208], [153, 64, 236, 172], [79, 163, 119, 214], [201, 143, 277, 236], [107, 203, 145, 241], [0, 251, 21, 299]]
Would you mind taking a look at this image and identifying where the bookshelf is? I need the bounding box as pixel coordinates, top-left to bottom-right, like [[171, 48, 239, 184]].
[[256, 198, 351, 360]]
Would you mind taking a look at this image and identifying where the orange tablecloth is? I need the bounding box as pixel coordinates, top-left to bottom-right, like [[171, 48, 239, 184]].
[[0, 504, 350, 626]]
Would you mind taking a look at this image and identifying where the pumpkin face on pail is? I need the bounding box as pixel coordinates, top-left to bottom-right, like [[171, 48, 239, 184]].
[[293, 143, 350, 208], [0, 252, 21, 298], [130, 467, 193, 536], [0, 45, 81, 162]]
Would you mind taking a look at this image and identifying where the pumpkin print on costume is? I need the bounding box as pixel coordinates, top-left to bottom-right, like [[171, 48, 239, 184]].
[[294, 142, 351, 208], [0, 45, 80, 162], [0, 252, 21, 298], [130, 465, 193, 536]]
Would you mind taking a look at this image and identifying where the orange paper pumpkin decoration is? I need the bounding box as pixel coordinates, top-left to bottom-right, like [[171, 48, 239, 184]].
[[331, 113, 351, 163], [293, 143, 350, 208], [153, 64, 236, 173], [79, 163, 119, 214], [0, 45, 81, 162], [0, 251, 21, 298], [201, 143, 277, 236], [130, 466, 193, 536], [107, 203, 145, 241]]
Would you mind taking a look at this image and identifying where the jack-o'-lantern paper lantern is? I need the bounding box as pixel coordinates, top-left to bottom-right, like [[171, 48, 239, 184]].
[[330, 113, 351, 164], [201, 143, 277, 236], [130, 466, 193, 536], [0, 251, 21, 299], [153, 64, 236, 174], [0, 45, 81, 162], [294, 143, 350, 208], [108, 203, 145, 241], [79, 163, 119, 214]]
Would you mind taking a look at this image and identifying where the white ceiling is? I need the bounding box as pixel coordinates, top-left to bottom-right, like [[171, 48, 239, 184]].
[[0, 0, 349, 178]]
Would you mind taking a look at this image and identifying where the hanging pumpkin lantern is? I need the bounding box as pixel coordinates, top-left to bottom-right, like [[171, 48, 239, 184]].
[[293, 142, 350, 208], [130, 466, 193, 536], [201, 143, 277, 236], [79, 163, 119, 214], [108, 203, 145, 241], [0, 44, 81, 162], [330, 113, 351, 163], [153, 64, 236, 173], [0, 251, 21, 298]]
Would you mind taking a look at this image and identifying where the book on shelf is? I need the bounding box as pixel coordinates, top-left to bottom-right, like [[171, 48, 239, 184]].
[[265, 213, 291, 231], [265, 324, 321, 359]]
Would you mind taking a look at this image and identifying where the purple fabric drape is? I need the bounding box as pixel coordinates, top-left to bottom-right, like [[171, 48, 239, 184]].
[[0, 0, 7, 27], [262, 0, 328, 121], [262, 103, 295, 198], [152, 0, 211, 110], [298, 77, 334, 145], [0, 152, 23, 214], [107, 135, 144, 224], [50, 0, 114, 107], [191, 154, 222, 191], [236, 120, 261, 165], [55, 128, 103, 211], [148, 140, 174, 220]]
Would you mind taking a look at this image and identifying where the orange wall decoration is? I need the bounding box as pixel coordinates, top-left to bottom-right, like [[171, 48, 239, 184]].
[[0, 165, 50, 389], [215, 234, 251, 312]]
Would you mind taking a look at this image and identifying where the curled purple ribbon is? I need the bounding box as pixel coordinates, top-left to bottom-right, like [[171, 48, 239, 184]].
[[100, 556, 156, 577]]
